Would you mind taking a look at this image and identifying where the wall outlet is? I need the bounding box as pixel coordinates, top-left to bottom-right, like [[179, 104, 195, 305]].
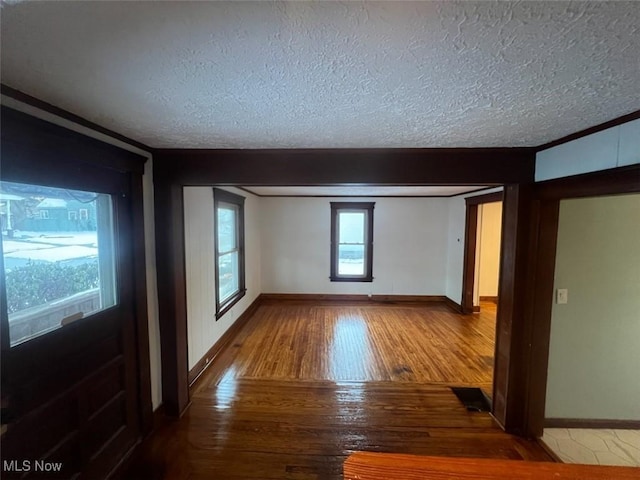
[[556, 288, 568, 304]]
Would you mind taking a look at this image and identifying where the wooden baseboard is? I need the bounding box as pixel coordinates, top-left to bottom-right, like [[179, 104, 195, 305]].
[[472, 305, 481, 313], [545, 418, 640, 429], [444, 297, 463, 313], [260, 293, 447, 303], [479, 296, 498, 304], [373, 295, 446, 303], [187, 295, 262, 386], [152, 404, 168, 432]]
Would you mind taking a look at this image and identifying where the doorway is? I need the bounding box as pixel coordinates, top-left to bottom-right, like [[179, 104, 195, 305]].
[[540, 193, 640, 466], [462, 192, 503, 315]]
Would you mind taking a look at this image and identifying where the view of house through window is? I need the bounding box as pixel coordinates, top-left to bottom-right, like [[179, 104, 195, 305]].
[[330, 202, 374, 282], [1, 181, 117, 346], [214, 188, 245, 319]]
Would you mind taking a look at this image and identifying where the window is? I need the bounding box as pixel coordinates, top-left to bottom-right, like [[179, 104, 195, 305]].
[[68, 211, 78, 220], [213, 188, 245, 319], [330, 202, 374, 282], [1, 181, 117, 346]]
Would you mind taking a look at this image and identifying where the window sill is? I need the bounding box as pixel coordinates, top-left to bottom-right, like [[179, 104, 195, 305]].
[[329, 276, 374, 283], [215, 289, 246, 320]]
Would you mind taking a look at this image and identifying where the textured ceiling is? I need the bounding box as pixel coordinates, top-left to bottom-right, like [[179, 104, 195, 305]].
[[1, 1, 639, 149], [241, 186, 488, 197]]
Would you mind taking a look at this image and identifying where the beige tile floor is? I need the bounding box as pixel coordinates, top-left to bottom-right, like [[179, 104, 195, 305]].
[[542, 428, 640, 467]]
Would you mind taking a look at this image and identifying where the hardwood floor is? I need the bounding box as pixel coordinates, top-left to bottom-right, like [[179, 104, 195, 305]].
[[126, 300, 551, 480], [197, 299, 497, 389]]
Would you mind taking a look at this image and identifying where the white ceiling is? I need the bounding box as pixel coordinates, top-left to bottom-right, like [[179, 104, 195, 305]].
[[1, 1, 639, 149], [241, 185, 489, 197]]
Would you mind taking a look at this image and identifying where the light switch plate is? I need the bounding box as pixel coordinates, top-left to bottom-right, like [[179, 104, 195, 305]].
[[556, 288, 568, 304]]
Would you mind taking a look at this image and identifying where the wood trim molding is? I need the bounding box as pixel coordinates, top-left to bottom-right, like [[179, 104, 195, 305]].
[[465, 191, 503, 206], [545, 418, 640, 430], [1, 84, 153, 153], [448, 186, 502, 198], [154, 148, 535, 186], [152, 404, 168, 432], [154, 180, 189, 417], [524, 200, 560, 438], [492, 183, 535, 435], [461, 204, 478, 315], [232, 186, 494, 198], [1, 106, 146, 176], [187, 295, 262, 386], [444, 297, 463, 313], [260, 293, 447, 303], [536, 110, 640, 152], [479, 296, 498, 303], [535, 165, 640, 200]]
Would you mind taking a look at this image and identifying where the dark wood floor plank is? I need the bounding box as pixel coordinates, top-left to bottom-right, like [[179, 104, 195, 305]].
[[126, 301, 550, 480]]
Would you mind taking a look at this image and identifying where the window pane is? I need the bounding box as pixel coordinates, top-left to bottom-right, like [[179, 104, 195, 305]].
[[1, 181, 117, 347], [338, 211, 365, 244], [338, 244, 365, 276], [217, 205, 237, 253], [218, 251, 239, 303]]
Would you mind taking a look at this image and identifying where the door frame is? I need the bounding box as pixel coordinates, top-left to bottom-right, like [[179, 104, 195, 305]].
[[522, 165, 640, 437], [461, 191, 504, 315]]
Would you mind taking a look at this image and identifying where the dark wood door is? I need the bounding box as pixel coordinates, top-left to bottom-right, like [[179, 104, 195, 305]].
[[1, 187, 141, 479], [0, 106, 149, 479]]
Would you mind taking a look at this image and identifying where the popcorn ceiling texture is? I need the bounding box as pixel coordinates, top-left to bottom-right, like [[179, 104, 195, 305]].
[[1, 1, 639, 148]]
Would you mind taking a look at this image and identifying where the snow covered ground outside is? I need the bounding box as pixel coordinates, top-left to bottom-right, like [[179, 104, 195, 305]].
[[2, 231, 98, 270], [338, 259, 365, 276]]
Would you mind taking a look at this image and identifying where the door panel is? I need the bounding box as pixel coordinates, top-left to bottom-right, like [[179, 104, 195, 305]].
[[0, 107, 147, 479]]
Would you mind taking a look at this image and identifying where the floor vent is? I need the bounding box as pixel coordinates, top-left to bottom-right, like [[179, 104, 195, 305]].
[[450, 387, 492, 412]]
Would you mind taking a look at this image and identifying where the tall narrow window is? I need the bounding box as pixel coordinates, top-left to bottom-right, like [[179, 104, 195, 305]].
[[213, 188, 245, 319], [330, 202, 374, 282]]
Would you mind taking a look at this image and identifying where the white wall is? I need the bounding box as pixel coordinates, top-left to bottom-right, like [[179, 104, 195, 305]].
[[477, 202, 502, 297], [445, 195, 466, 304], [184, 186, 261, 370], [1, 95, 163, 410], [536, 118, 640, 182], [545, 194, 640, 420], [260, 197, 449, 295]]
